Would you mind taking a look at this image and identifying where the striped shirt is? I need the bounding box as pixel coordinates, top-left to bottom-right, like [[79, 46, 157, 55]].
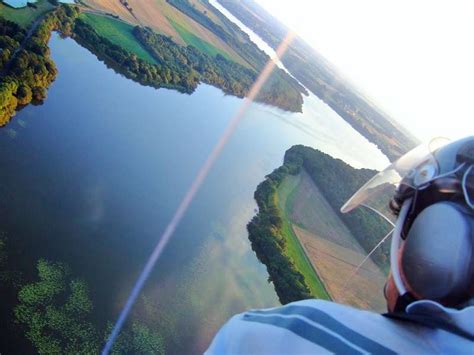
[[206, 299, 474, 354]]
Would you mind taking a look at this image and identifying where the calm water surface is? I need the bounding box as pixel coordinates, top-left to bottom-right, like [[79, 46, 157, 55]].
[[0, 34, 389, 353]]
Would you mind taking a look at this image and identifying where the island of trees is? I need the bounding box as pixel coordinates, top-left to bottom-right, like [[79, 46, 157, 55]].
[[248, 145, 392, 304]]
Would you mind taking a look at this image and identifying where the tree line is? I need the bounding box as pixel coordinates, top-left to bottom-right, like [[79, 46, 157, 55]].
[[0, 18, 25, 71], [135, 26, 256, 98], [73, 18, 304, 111], [248, 162, 312, 304], [0, 18, 28, 126], [0, 5, 80, 126], [165, 0, 306, 110]]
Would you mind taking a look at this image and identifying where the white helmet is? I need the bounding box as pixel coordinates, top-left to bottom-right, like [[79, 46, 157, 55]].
[[342, 136, 474, 310]]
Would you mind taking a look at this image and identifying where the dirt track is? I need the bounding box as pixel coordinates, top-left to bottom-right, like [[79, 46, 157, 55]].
[[286, 171, 387, 312], [293, 225, 386, 311]]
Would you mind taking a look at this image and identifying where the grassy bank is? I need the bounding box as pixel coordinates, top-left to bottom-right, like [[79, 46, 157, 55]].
[[248, 145, 392, 304], [168, 16, 231, 60], [276, 175, 330, 299], [0, 0, 55, 27], [79, 13, 157, 64]]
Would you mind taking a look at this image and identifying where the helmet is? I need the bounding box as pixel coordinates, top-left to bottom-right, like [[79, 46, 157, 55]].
[[342, 136, 474, 311]]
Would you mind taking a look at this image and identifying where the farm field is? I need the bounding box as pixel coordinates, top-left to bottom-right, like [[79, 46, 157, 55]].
[[79, 13, 158, 63], [83, 0, 246, 64], [167, 17, 231, 59], [289, 170, 361, 248], [0, 0, 55, 27], [276, 174, 330, 300], [293, 225, 386, 311], [283, 170, 387, 311]]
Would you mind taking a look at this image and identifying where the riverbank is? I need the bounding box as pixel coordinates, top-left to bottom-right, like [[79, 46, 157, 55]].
[[275, 173, 330, 300], [247, 161, 314, 304]]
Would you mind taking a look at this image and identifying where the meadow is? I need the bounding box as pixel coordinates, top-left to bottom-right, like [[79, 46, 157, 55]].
[[283, 170, 387, 311], [79, 13, 157, 64], [276, 174, 330, 300], [0, 0, 55, 27]]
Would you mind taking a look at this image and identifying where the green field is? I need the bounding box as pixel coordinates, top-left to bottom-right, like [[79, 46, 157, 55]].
[[79, 13, 157, 64], [168, 17, 231, 60], [0, 0, 55, 27], [275, 174, 331, 300]]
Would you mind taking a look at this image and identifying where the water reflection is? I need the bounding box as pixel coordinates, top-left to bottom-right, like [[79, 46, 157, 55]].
[[0, 34, 388, 353]]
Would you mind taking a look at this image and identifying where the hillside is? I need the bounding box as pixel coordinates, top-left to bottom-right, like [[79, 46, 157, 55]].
[[217, 0, 419, 161]]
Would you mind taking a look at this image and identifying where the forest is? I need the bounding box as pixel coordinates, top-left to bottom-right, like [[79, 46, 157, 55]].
[[248, 162, 313, 305], [134, 26, 304, 110], [248, 145, 392, 304], [0, 5, 80, 126]]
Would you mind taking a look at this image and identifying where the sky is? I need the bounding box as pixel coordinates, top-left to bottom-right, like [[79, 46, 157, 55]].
[[255, 0, 472, 142]]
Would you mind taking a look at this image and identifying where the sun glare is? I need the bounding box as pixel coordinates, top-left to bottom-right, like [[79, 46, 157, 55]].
[[255, 0, 473, 141]]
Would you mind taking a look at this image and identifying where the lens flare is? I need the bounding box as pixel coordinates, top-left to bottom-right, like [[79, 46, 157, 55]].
[[102, 31, 296, 354]]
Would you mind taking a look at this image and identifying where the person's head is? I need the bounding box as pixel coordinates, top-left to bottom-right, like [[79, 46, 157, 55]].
[[343, 136, 474, 313], [385, 136, 474, 312]]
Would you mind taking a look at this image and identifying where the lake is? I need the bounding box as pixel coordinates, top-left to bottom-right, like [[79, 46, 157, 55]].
[[0, 32, 389, 353]]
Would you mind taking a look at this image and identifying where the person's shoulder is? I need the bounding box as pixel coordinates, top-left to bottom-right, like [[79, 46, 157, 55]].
[[220, 298, 383, 333], [257, 298, 383, 323], [206, 300, 391, 355], [207, 299, 474, 355], [283, 298, 357, 311]]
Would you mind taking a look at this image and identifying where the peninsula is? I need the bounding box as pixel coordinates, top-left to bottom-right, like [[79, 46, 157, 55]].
[[248, 145, 391, 310]]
